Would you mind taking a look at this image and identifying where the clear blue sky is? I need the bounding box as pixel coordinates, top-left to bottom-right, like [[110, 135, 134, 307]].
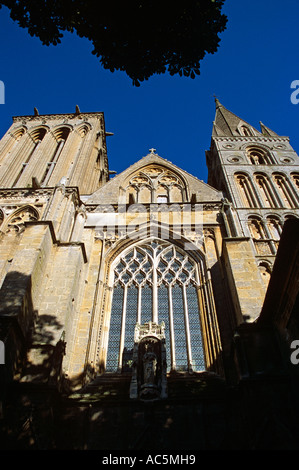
[[0, 0, 298, 183]]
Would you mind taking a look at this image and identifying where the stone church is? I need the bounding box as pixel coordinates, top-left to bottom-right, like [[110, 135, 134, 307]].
[[0, 99, 299, 450]]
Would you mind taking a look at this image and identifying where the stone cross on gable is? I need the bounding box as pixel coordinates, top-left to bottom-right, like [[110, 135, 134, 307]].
[[149, 148, 156, 154]]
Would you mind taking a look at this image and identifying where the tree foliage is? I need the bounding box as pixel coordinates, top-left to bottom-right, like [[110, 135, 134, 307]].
[[0, 0, 227, 86]]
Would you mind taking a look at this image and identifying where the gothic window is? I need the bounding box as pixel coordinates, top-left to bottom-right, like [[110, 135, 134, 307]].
[[106, 240, 205, 373], [254, 173, 278, 208], [235, 173, 258, 207], [41, 127, 71, 186], [77, 124, 90, 137], [12, 127, 25, 140], [272, 173, 297, 208], [5, 206, 39, 234], [2, 127, 26, 156], [125, 166, 186, 204], [13, 127, 47, 187]]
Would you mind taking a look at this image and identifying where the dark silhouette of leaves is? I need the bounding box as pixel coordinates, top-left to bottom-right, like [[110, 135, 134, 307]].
[[0, 0, 227, 85]]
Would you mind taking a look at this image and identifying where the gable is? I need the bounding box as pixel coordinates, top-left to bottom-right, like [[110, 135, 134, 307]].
[[86, 152, 223, 205]]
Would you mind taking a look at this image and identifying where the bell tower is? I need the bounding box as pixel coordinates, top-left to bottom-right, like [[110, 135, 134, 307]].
[[0, 107, 110, 195], [206, 99, 299, 281]]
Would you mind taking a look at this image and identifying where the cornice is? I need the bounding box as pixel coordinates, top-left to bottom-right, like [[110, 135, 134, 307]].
[[0, 186, 81, 203], [12, 112, 104, 123], [213, 135, 290, 143]]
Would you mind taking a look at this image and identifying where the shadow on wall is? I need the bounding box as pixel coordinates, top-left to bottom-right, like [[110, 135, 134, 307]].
[[0, 271, 66, 390]]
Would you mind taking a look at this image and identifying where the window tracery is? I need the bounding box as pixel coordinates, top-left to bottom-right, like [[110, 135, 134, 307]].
[[126, 166, 186, 204], [5, 206, 39, 234], [106, 239, 206, 373]]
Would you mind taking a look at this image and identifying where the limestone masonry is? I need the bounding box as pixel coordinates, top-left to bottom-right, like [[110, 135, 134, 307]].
[[0, 101, 298, 449]]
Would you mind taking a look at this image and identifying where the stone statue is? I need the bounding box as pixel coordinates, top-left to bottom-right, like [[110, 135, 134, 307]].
[[143, 350, 157, 385], [129, 322, 168, 401]]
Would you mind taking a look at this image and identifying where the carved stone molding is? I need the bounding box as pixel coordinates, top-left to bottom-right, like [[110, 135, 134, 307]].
[[0, 188, 54, 200], [13, 112, 104, 123]]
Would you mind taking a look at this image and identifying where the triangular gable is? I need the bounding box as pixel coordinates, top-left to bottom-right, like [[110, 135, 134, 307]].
[[86, 151, 223, 204]]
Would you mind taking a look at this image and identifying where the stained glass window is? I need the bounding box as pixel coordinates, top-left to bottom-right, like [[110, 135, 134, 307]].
[[106, 285, 123, 372], [106, 240, 206, 373], [172, 285, 187, 370]]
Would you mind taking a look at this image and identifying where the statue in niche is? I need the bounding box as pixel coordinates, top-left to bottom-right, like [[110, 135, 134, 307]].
[[142, 346, 157, 386], [130, 322, 167, 401]]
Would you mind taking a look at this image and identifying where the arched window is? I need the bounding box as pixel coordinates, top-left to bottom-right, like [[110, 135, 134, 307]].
[[240, 125, 253, 136], [106, 240, 206, 373], [289, 172, 299, 205], [125, 166, 186, 204], [248, 216, 274, 255], [235, 173, 258, 207], [254, 173, 278, 208], [291, 173, 299, 190], [13, 127, 47, 187], [272, 173, 297, 208], [266, 216, 282, 240], [246, 147, 273, 165], [5, 206, 39, 234], [248, 216, 266, 240], [41, 127, 71, 186], [3, 127, 26, 156]]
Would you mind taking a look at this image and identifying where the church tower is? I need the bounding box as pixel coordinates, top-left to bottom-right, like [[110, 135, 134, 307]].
[[206, 99, 299, 288], [0, 107, 110, 194]]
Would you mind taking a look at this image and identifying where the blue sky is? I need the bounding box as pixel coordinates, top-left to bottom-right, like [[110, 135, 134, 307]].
[[0, 0, 298, 183]]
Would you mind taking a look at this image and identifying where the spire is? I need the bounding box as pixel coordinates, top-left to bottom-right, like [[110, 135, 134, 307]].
[[214, 96, 222, 110], [212, 99, 261, 137]]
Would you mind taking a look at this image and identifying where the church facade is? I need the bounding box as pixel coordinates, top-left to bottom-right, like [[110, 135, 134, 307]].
[[0, 101, 299, 449]]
